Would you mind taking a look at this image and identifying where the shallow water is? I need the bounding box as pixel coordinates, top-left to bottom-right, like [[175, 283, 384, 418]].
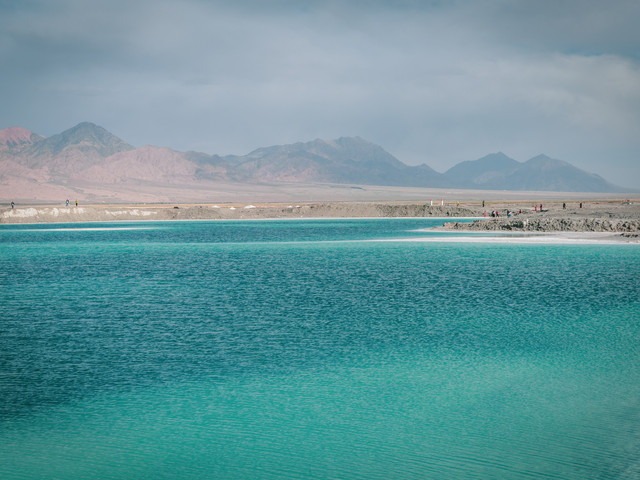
[[1, 219, 639, 479]]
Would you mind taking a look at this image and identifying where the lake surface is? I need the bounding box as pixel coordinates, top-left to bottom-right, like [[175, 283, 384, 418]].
[[1, 219, 639, 479]]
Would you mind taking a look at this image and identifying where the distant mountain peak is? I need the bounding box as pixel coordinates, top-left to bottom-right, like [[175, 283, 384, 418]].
[[57, 122, 130, 145], [441, 151, 628, 192], [69, 121, 99, 130], [335, 135, 369, 144], [524, 154, 572, 170], [1, 122, 631, 198], [31, 122, 134, 159]]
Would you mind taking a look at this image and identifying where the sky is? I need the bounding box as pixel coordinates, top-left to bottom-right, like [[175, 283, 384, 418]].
[[1, 0, 639, 188]]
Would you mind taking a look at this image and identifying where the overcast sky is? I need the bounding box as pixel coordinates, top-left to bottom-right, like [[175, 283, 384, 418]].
[[1, 0, 639, 187]]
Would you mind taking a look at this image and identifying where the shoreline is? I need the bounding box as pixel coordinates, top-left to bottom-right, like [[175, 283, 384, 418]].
[[1, 200, 639, 243]]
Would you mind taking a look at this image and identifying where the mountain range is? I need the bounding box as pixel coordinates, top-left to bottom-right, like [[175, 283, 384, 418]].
[[0, 122, 629, 202]]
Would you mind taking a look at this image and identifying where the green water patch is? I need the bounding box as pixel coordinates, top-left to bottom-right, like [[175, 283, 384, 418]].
[[2, 335, 640, 479], [1, 221, 639, 479]]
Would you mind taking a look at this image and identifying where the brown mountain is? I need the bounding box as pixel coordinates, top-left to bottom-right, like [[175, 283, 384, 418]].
[[226, 137, 447, 187], [0, 123, 239, 201], [0, 122, 631, 203]]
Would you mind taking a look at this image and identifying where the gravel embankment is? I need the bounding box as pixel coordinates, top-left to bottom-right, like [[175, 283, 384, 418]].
[[443, 217, 640, 233], [0, 202, 478, 224]]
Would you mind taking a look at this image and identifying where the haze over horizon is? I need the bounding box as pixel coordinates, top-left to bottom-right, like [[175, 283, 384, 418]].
[[1, 0, 639, 188]]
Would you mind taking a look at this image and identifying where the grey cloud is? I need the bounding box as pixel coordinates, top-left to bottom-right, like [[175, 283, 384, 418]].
[[470, 0, 640, 58]]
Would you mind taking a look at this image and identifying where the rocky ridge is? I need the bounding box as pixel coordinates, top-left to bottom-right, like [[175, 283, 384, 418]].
[[440, 201, 640, 233], [443, 217, 640, 233]]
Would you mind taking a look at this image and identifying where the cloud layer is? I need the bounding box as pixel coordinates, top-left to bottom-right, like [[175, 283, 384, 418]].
[[2, 0, 639, 187]]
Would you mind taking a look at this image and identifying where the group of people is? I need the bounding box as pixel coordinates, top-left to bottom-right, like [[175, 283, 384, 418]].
[[485, 209, 521, 218], [484, 202, 585, 217], [65, 199, 78, 207]]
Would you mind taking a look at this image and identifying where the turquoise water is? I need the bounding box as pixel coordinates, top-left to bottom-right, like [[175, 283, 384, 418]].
[[1, 219, 639, 479]]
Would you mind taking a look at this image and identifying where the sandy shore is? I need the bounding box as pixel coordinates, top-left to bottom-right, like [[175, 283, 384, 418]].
[[2, 199, 639, 243]]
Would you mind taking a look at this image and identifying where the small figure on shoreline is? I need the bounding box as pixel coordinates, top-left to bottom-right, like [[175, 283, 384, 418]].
[[11, 201, 15, 209], [580, 202, 583, 208], [66, 199, 69, 207], [75, 200, 78, 207], [563, 202, 566, 209]]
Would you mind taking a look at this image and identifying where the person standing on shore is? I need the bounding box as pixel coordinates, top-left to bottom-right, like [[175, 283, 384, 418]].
[[66, 199, 69, 207], [75, 200, 78, 207], [11, 201, 15, 209]]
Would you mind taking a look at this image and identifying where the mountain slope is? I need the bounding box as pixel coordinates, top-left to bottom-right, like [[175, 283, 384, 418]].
[[230, 136, 446, 186], [74, 146, 201, 184]]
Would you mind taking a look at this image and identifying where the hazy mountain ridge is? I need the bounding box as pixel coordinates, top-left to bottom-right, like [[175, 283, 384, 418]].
[[443, 153, 623, 192], [0, 122, 630, 202], [228, 137, 446, 187]]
